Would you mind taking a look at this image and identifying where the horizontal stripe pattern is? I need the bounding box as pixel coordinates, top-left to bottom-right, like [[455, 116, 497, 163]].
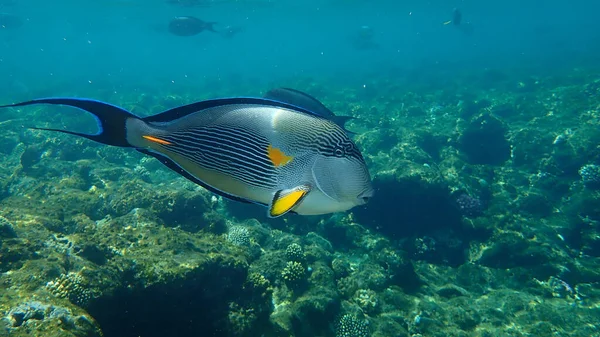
[[159, 125, 278, 189], [292, 121, 364, 160]]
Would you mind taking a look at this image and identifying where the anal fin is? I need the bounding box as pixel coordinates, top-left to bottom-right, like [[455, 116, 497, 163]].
[[269, 184, 311, 218]]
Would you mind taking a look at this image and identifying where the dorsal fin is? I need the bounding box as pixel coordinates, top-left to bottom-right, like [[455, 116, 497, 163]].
[[264, 88, 335, 118], [263, 88, 355, 133], [143, 97, 324, 123]]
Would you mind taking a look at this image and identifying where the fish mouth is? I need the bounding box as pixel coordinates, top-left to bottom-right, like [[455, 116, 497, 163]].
[[357, 187, 374, 205]]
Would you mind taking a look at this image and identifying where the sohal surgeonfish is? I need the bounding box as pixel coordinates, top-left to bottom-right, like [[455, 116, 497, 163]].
[[264, 87, 355, 133], [0, 96, 373, 218]]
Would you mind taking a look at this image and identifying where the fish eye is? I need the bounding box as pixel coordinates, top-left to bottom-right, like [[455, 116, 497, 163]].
[[334, 148, 344, 157]]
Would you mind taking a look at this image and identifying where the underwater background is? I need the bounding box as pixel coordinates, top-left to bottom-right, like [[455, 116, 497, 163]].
[[1, 0, 600, 336]]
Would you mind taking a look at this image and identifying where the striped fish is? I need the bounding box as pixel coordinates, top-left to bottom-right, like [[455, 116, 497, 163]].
[[0, 96, 373, 218]]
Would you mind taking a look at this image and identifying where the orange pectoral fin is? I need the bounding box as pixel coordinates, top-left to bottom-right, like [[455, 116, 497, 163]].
[[269, 185, 311, 218], [142, 135, 172, 145]]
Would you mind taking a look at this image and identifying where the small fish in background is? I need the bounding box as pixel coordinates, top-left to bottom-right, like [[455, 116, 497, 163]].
[[443, 8, 474, 35], [264, 87, 355, 133], [443, 8, 461, 26], [0, 12, 22, 29], [219, 25, 244, 39], [168, 16, 218, 36], [350, 25, 380, 51], [0, 96, 373, 218], [452, 7, 461, 26]]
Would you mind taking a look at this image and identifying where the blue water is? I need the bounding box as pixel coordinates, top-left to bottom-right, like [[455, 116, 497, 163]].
[[2, 0, 598, 99], [2, 1, 600, 337]]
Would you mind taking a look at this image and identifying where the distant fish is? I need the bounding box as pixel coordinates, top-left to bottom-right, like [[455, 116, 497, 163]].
[[264, 88, 354, 133], [452, 8, 461, 26], [168, 16, 217, 36], [0, 13, 22, 29], [220, 25, 244, 39], [351, 25, 379, 51], [443, 8, 473, 35], [443, 8, 461, 26], [0, 97, 373, 218]]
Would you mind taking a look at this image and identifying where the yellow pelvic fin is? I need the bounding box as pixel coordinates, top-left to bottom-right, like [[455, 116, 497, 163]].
[[269, 185, 311, 218], [142, 135, 172, 145], [267, 144, 293, 167]]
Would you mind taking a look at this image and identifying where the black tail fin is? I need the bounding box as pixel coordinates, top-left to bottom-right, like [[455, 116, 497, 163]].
[[0, 98, 137, 147]]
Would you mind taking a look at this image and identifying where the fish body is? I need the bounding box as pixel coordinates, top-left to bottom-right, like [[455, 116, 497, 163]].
[[264, 88, 354, 133], [168, 16, 217, 36], [0, 97, 373, 218], [443, 8, 473, 35], [452, 8, 462, 26]]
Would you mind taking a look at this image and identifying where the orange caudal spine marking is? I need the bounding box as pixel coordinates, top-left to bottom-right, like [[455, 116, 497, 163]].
[[142, 135, 172, 145], [267, 145, 293, 167]]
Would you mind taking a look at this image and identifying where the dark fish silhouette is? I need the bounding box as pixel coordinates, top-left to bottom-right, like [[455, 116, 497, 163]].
[[452, 8, 461, 26], [264, 88, 354, 133], [350, 25, 379, 51], [168, 16, 217, 36], [0, 13, 22, 29], [443, 8, 473, 35]]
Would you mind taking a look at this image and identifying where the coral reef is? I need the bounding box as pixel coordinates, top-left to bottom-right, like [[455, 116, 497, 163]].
[[46, 272, 93, 307], [0, 216, 17, 239], [281, 261, 307, 284], [579, 164, 600, 188], [353, 289, 378, 314], [2, 301, 101, 337], [285, 243, 305, 262], [455, 193, 484, 218], [227, 225, 251, 246], [1, 68, 600, 337], [336, 314, 370, 337]]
